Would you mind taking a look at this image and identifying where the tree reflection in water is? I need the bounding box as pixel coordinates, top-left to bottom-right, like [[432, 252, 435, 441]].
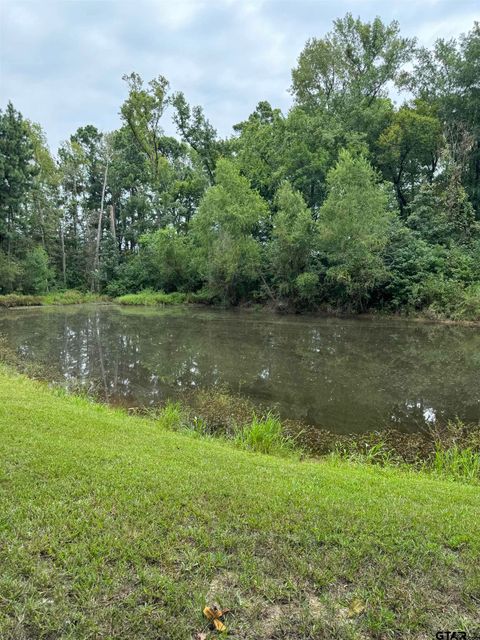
[[0, 305, 478, 434]]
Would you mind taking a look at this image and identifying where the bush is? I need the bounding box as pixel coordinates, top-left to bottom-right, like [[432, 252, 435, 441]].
[[42, 290, 105, 305], [0, 290, 107, 308], [457, 283, 480, 321]]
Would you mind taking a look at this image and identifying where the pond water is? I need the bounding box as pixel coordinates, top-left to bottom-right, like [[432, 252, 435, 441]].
[[0, 304, 479, 434]]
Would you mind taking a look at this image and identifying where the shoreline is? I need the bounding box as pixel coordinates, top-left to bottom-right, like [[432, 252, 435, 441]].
[[0, 349, 478, 481], [1, 291, 479, 327]]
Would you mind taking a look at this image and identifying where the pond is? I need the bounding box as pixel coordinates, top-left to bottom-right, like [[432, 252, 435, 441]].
[[0, 304, 479, 434]]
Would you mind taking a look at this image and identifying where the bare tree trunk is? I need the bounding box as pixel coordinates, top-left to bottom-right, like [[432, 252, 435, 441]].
[[91, 159, 109, 292], [73, 176, 78, 239], [108, 204, 116, 244], [59, 224, 67, 287]]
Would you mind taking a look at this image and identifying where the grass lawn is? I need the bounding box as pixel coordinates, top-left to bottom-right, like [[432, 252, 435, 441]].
[[0, 369, 479, 639]]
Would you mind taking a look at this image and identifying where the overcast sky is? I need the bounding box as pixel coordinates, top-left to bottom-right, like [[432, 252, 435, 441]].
[[0, 0, 478, 152]]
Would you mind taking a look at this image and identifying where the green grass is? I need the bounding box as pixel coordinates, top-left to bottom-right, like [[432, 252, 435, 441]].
[[115, 290, 188, 306], [234, 413, 298, 457], [431, 446, 480, 484], [0, 369, 479, 639], [0, 290, 107, 308]]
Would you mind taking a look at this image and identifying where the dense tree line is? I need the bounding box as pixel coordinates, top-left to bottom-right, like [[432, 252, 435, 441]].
[[1, 15, 479, 317]]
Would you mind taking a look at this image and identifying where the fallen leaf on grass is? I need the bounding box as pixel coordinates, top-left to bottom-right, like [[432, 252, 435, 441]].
[[347, 598, 366, 617], [203, 605, 230, 633]]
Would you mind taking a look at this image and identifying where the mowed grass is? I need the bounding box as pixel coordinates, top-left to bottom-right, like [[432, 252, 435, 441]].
[[0, 370, 479, 639]]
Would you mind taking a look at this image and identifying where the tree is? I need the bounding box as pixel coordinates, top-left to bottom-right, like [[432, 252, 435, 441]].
[[291, 14, 414, 111], [405, 23, 480, 213], [0, 102, 35, 255], [407, 167, 478, 247], [172, 92, 221, 183], [21, 247, 54, 294], [267, 182, 318, 304], [233, 102, 367, 211], [318, 150, 393, 309], [120, 73, 170, 180], [137, 227, 196, 292], [192, 159, 268, 303], [376, 102, 443, 214]]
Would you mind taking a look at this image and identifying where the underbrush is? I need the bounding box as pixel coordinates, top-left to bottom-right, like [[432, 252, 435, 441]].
[[41, 290, 108, 305]]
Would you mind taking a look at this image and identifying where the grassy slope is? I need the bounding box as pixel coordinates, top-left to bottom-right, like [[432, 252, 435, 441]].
[[0, 370, 479, 639]]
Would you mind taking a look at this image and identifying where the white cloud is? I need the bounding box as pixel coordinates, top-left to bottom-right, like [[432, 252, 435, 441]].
[[0, 0, 477, 152]]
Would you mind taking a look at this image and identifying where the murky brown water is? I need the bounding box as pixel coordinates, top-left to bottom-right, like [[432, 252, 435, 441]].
[[0, 304, 478, 433]]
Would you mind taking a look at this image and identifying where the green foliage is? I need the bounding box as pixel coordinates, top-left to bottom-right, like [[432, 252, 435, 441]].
[[20, 247, 54, 294], [0, 290, 104, 308], [136, 227, 197, 292], [0, 294, 42, 308], [171, 91, 221, 183], [291, 14, 414, 110], [267, 182, 318, 304], [405, 23, 480, 211], [0, 250, 22, 294], [431, 446, 480, 483], [376, 103, 443, 213], [319, 151, 393, 309], [116, 290, 188, 306], [295, 272, 320, 302], [192, 158, 268, 304], [41, 290, 106, 305], [0, 16, 478, 320], [408, 174, 479, 247], [160, 401, 185, 431], [120, 72, 170, 180], [0, 102, 36, 253]]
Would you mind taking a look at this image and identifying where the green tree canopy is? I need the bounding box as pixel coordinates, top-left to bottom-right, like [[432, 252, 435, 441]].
[[192, 159, 268, 304], [319, 150, 393, 309]]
